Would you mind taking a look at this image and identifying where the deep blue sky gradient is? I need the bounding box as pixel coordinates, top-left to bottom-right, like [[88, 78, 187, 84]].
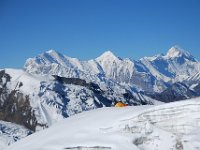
[[1, 0, 200, 68]]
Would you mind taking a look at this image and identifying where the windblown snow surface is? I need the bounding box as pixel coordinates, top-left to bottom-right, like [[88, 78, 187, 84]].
[[5, 97, 200, 150]]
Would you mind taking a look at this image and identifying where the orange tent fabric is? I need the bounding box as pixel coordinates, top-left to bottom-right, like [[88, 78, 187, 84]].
[[114, 102, 128, 107]]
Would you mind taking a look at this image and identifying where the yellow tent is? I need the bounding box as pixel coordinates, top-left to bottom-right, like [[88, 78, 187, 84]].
[[114, 102, 128, 107]]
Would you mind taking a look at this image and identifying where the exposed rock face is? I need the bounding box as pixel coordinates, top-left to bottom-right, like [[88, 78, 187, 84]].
[[52, 75, 88, 86], [0, 90, 37, 131], [0, 70, 45, 131], [0, 70, 11, 88]]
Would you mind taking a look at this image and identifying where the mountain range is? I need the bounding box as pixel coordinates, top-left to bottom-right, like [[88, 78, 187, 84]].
[[1, 45, 200, 148], [24, 45, 200, 99]]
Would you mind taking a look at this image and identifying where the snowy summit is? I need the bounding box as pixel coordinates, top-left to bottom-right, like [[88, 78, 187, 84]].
[[166, 45, 195, 60], [96, 51, 120, 62]]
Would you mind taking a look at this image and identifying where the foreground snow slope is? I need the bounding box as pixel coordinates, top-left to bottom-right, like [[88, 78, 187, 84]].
[[6, 98, 200, 150]]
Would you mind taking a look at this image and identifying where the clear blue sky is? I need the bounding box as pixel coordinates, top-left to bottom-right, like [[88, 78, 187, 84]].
[[0, 0, 200, 68]]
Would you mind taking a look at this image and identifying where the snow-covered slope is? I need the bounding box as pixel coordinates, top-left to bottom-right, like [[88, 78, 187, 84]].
[[0, 121, 31, 150], [0, 68, 154, 131], [5, 98, 200, 150]]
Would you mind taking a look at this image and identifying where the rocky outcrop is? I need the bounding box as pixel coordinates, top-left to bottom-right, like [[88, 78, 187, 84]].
[[52, 75, 88, 87], [150, 82, 198, 102], [0, 70, 45, 131], [0, 90, 38, 131]]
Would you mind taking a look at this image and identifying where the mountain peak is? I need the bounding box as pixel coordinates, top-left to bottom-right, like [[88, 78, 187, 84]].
[[29, 49, 68, 66], [165, 45, 197, 62], [166, 45, 191, 58], [166, 46, 184, 57], [45, 49, 61, 56], [100, 50, 116, 57], [43, 49, 66, 59], [46, 49, 56, 53], [96, 51, 120, 61]]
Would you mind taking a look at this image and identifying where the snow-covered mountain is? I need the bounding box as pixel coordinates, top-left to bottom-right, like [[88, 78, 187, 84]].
[[5, 98, 200, 150], [25, 50, 155, 92], [24, 49, 155, 92], [24, 46, 200, 94], [140, 46, 200, 84]]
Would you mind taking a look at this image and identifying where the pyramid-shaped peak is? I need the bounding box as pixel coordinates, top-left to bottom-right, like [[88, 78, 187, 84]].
[[166, 45, 189, 58], [101, 50, 116, 57], [96, 50, 120, 62], [35, 49, 69, 65], [45, 49, 60, 55], [165, 45, 197, 62], [46, 49, 56, 53], [43, 49, 65, 58]]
